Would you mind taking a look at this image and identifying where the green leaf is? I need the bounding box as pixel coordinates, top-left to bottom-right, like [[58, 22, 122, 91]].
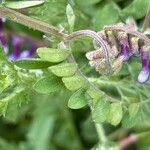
[[94, 2, 120, 30], [49, 63, 78, 77], [121, 0, 150, 19], [87, 87, 104, 100], [92, 99, 110, 123], [62, 76, 86, 91], [0, 101, 8, 117], [122, 112, 138, 128], [68, 88, 87, 109], [107, 102, 123, 126], [37, 47, 70, 63], [33, 75, 63, 94], [76, 0, 101, 6], [4, 1, 45, 9], [122, 100, 150, 128], [86, 87, 105, 107], [66, 4, 75, 32], [29, 1, 67, 26], [14, 58, 53, 69], [129, 103, 140, 117]]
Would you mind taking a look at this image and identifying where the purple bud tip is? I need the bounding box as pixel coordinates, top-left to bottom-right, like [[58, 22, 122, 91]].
[[120, 44, 131, 61], [138, 48, 150, 84], [138, 69, 150, 84]]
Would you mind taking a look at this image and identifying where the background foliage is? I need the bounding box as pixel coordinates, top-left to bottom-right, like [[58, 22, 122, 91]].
[[0, 0, 150, 150]]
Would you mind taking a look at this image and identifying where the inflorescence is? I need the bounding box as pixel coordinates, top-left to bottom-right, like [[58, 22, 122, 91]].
[[86, 19, 150, 84]]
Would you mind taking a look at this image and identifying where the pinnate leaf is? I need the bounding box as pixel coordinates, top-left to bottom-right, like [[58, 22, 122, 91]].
[[76, 0, 101, 6], [92, 99, 110, 123], [129, 103, 140, 117], [68, 88, 87, 109], [33, 75, 63, 94], [4, 1, 45, 9], [37, 47, 70, 63], [107, 102, 123, 126], [66, 4, 75, 32], [122, 112, 138, 128], [87, 87, 103, 100], [14, 58, 53, 69], [62, 75, 86, 91], [49, 63, 78, 77], [122, 103, 150, 128]]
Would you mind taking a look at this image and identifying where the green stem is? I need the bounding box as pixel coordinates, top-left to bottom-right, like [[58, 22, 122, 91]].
[[59, 42, 108, 146], [95, 123, 107, 143], [0, 6, 66, 37]]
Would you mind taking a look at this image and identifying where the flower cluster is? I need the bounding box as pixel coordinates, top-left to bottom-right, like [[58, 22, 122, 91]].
[[86, 21, 150, 84], [0, 18, 37, 60]]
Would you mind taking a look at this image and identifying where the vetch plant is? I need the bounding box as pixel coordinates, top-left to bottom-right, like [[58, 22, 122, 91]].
[[0, 0, 150, 150]]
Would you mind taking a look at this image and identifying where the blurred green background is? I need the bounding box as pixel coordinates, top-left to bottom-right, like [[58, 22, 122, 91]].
[[0, 0, 150, 150]]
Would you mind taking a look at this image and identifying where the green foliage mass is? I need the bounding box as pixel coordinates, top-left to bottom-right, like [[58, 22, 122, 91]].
[[0, 0, 150, 150]]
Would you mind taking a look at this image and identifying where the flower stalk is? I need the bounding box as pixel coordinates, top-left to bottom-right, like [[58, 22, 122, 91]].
[[0, 6, 66, 38], [64, 30, 113, 75]]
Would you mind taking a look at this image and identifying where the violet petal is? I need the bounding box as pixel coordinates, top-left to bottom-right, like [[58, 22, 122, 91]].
[[12, 36, 23, 58], [138, 68, 150, 84], [137, 48, 150, 83], [12, 35, 22, 45], [8, 54, 17, 61], [28, 45, 37, 57], [20, 50, 30, 58], [117, 31, 131, 61], [120, 44, 131, 61]]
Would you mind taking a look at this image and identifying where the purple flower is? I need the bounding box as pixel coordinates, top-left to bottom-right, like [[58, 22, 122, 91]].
[[19, 44, 37, 59], [137, 47, 150, 84], [9, 37, 37, 60], [0, 18, 37, 61], [117, 32, 131, 61], [9, 35, 23, 60], [119, 44, 131, 61]]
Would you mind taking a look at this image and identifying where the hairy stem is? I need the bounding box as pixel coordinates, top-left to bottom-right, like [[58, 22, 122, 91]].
[[0, 7, 66, 37], [64, 30, 113, 75]]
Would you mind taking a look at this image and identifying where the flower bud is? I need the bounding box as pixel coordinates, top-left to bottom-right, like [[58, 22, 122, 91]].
[[137, 47, 150, 84], [86, 49, 104, 60], [117, 31, 131, 61], [95, 59, 107, 75], [130, 37, 140, 56], [113, 56, 124, 74], [89, 58, 108, 75], [126, 17, 138, 31]]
